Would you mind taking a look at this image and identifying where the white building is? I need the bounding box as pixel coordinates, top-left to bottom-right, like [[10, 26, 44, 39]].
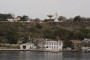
[[44, 40, 63, 51], [14, 16, 21, 21], [20, 43, 36, 49], [7, 18, 14, 22], [7, 16, 21, 22], [54, 12, 59, 22]]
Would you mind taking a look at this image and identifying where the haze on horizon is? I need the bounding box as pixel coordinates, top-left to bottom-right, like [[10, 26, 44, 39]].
[[0, 0, 90, 19]]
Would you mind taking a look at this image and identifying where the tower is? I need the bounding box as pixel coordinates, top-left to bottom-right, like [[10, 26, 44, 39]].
[[54, 12, 59, 22], [47, 14, 53, 19]]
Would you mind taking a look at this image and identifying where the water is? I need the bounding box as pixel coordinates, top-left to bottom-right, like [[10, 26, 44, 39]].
[[0, 51, 90, 60]]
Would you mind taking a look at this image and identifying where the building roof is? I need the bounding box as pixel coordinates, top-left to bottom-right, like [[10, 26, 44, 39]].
[[21, 43, 34, 46], [46, 40, 62, 43]]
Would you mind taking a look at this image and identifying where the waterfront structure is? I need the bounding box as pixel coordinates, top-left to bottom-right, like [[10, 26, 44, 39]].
[[20, 43, 36, 49], [19, 38, 63, 51], [44, 40, 63, 51]]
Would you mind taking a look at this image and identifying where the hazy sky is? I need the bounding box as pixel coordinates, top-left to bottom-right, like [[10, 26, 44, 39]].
[[0, 0, 90, 19]]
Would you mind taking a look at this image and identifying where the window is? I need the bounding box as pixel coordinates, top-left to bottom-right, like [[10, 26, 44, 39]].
[[30, 46, 31, 49], [54, 47, 56, 49], [46, 46, 48, 48], [52, 43, 53, 45], [23, 46, 26, 49], [52, 46, 53, 50]]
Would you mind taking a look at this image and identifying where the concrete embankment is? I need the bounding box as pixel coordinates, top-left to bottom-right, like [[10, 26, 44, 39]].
[[0, 49, 63, 53], [0, 49, 79, 53], [0, 49, 41, 51]]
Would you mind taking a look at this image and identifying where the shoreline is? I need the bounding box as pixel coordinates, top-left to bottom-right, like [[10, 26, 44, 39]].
[[0, 49, 79, 52], [0, 49, 42, 51]]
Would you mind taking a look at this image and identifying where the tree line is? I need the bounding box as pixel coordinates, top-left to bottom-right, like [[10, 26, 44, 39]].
[[0, 13, 90, 22]]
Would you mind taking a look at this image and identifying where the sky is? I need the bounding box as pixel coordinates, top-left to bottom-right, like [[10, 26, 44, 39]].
[[0, 0, 90, 19]]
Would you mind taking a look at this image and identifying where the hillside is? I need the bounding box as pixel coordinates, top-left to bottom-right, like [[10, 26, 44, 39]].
[[0, 22, 90, 44]]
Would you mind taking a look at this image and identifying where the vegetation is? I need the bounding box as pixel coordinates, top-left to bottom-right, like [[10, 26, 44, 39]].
[[20, 15, 29, 21], [0, 13, 13, 21], [63, 40, 74, 49], [0, 22, 90, 44], [0, 13, 90, 48]]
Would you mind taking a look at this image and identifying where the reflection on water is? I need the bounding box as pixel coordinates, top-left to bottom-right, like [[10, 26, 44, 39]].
[[62, 52, 90, 60], [0, 51, 90, 60], [18, 51, 62, 60]]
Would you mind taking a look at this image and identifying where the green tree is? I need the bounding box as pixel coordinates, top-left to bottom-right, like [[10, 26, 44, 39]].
[[34, 18, 40, 23], [7, 30, 18, 44], [58, 16, 67, 22], [73, 15, 81, 22], [63, 40, 74, 49], [20, 15, 29, 21], [35, 23, 42, 29], [0, 13, 13, 21]]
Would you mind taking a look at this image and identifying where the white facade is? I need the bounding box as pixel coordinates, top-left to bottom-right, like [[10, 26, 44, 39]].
[[44, 40, 63, 51], [7, 16, 21, 22], [14, 17, 21, 21], [7, 18, 14, 22], [20, 43, 36, 49], [54, 12, 59, 22]]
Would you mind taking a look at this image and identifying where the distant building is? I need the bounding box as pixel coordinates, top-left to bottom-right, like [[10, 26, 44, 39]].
[[44, 40, 63, 51], [7, 18, 14, 22], [7, 16, 21, 22], [54, 12, 59, 22], [14, 16, 21, 21], [20, 43, 36, 49]]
